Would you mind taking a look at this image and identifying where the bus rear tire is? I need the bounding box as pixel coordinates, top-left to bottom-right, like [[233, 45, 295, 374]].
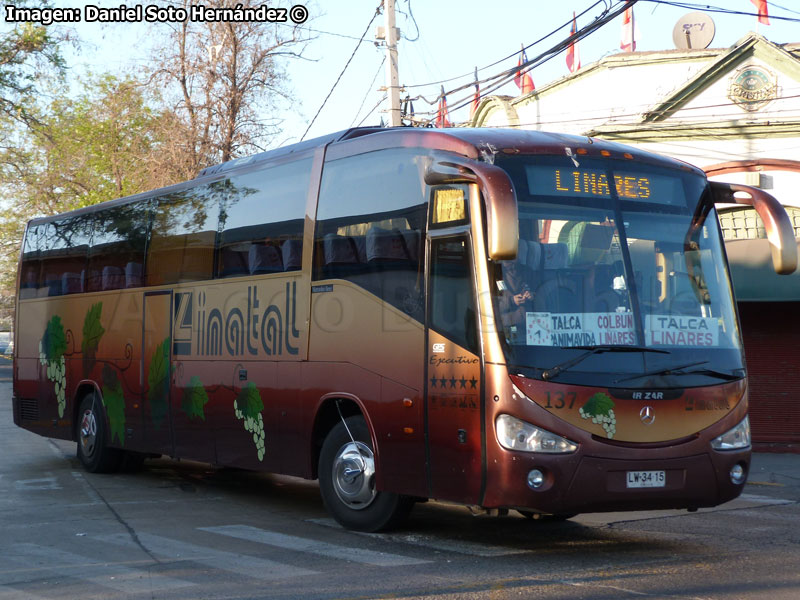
[[319, 415, 412, 532], [76, 392, 122, 473]]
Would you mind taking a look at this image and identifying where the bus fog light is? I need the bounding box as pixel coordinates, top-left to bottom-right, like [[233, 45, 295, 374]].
[[527, 469, 545, 489], [496, 414, 577, 453], [711, 416, 751, 451], [730, 463, 746, 485]]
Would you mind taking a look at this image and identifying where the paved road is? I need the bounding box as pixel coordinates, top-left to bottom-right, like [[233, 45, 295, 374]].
[[1, 357, 799, 599]]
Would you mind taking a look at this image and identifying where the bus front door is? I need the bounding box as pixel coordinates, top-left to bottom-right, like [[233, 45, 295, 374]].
[[142, 291, 174, 457], [426, 235, 484, 504]]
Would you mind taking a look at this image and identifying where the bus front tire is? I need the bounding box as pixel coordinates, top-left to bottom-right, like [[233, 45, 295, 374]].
[[319, 415, 412, 532], [76, 393, 122, 473]]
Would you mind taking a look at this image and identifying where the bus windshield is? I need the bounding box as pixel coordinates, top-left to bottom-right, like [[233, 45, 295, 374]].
[[492, 155, 743, 386]]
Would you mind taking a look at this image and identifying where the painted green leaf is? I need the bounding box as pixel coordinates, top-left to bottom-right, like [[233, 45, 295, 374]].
[[42, 315, 67, 360], [101, 364, 125, 446], [81, 302, 105, 355], [81, 302, 105, 376], [236, 382, 264, 419], [182, 376, 209, 421], [581, 393, 615, 417], [147, 337, 170, 429]]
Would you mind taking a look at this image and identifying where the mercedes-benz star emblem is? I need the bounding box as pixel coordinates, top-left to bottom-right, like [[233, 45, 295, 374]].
[[639, 406, 656, 425]]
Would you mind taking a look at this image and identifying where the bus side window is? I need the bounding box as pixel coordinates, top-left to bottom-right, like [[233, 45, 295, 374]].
[[429, 237, 478, 354], [147, 188, 218, 286], [19, 224, 43, 300], [88, 203, 150, 292], [313, 148, 427, 320], [216, 158, 310, 279], [36, 218, 92, 297], [58, 214, 93, 295]]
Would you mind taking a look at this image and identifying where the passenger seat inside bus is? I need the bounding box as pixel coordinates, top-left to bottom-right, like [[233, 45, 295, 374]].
[[322, 233, 361, 278], [281, 239, 303, 271], [102, 266, 124, 291], [366, 226, 420, 317], [61, 272, 83, 294], [125, 262, 143, 288], [248, 244, 283, 274]]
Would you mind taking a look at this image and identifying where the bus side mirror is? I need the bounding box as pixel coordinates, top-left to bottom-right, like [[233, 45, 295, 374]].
[[710, 181, 797, 275], [425, 158, 519, 260]]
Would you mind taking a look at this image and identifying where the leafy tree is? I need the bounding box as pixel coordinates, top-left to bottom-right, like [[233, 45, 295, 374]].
[[0, 5, 66, 128], [0, 4, 67, 327], [0, 75, 166, 293], [145, 0, 311, 179]]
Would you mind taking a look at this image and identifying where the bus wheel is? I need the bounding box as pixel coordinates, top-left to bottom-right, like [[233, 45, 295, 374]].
[[76, 393, 122, 473], [517, 510, 577, 522], [319, 415, 412, 532]]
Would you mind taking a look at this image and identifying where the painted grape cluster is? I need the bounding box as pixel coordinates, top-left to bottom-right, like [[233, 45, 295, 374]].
[[39, 315, 68, 418], [579, 392, 617, 439], [39, 346, 67, 418], [234, 382, 265, 461]]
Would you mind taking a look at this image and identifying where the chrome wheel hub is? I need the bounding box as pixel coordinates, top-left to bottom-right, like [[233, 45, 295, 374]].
[[80, 409, 98, 458], [332, 441, 376, 510]]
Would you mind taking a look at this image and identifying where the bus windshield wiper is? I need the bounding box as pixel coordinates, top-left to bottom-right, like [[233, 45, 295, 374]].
[[614, 361, 744, 384], [541, 345, 670, 381]]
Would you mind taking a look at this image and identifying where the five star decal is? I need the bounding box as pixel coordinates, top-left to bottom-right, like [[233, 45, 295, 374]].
[[430, 373, 478, 389]]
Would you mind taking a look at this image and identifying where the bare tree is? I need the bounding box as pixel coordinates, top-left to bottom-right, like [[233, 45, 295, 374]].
[[146, 0, 311, 181]]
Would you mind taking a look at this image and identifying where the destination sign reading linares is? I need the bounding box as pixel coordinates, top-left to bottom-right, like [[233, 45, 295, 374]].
[[554, 168, 651, 200]]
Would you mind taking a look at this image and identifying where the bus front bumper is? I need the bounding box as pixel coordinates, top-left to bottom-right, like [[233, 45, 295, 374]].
[[483, 449, 750, 515]]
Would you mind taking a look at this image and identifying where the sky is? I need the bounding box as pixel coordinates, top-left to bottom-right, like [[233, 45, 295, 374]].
[[6, 0, 800, 149]]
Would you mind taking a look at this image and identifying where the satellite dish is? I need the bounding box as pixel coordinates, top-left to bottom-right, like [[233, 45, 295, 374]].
[[673, 12, 715, 50]]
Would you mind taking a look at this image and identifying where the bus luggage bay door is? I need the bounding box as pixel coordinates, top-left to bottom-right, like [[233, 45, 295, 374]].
[[426, 235, 484, 504], [142, 290, 175, 457]]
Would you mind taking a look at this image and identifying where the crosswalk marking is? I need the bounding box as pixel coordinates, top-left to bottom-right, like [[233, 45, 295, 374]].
[[308, 518, 529, 557], [200, 524, 430, 566], [8, 544, 193, 593], [738, 493, 795, 505], [98, 532, 318, 581]]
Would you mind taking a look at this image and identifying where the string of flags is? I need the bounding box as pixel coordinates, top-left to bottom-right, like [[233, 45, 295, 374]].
[[429, 1, 772, 127], [514, 46, 535, 95], [750, 0, 770, 25], [470, 67, 480, 117], [566, 11, 580, 73], [620, 3, 635, 52], [435, 85, 450, 128]]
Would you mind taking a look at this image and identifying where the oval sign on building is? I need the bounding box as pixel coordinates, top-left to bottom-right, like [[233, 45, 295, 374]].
[[728, 65, 778, 112]]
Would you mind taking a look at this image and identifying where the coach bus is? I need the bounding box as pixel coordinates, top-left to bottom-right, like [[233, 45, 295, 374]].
[[12, 127, 797, 531]]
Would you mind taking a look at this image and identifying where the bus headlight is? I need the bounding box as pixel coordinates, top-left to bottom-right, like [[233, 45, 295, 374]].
[[711, 416, 751, 451], [496, 414, 577, 454]]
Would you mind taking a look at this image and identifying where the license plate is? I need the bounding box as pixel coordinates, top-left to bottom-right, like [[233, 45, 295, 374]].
[[626, 470, 666, 488]]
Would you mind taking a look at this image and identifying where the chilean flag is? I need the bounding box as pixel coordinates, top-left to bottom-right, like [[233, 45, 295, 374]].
[[750, 0, 770, 25], [621, 4, 636, 52], [470, 67, 480, 117], [514, 47, 535, 95], [566, 12, 580, 73], [436, 86, 450, 128]]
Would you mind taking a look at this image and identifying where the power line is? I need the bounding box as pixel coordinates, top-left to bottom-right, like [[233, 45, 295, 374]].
[[357, 94, 388, 127], [420, 0, 634, 123], [350, 55, 386, 127], [636, 0, 800, 23], [404, 0, 615, 91], [300, 1, 383, 141]]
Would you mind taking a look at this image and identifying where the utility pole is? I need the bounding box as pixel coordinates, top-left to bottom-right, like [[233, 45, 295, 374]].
[[383, 0, 402, 126]]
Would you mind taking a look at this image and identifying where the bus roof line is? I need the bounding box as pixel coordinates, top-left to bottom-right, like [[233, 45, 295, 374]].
[[25, 127, 704, 227]]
